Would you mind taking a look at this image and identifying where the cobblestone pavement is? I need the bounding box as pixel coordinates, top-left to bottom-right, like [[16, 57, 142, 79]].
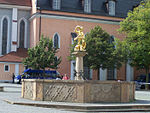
[[0, 83, 150, 113], [0, 83, 79, 113]]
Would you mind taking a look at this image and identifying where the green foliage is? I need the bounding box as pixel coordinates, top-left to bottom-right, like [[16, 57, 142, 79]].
[[84, 26, 123, 70], [118, 0, 150, 89], [119, 0, 150, 39], [23, 35, 61, 70], [68, 41, 77, 61], [119, 0, 150, 70]]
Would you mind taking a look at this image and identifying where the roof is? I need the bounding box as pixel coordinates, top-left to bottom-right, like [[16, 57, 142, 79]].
[[0, 48, 28, 63], [0, 0, 31, 7], [37, 0, 142, 18]]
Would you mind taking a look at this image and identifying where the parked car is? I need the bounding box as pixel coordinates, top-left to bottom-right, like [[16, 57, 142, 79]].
[[14, 69, 59, 84], [135, 74, 150, 89]]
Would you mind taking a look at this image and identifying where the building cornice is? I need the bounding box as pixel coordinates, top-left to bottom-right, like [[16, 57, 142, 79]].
[[0, 4, 31, 10], [30, 12, 121, 25]]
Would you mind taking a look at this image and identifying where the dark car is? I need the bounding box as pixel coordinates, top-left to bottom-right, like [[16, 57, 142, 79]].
[[135, 74, 150, 89]]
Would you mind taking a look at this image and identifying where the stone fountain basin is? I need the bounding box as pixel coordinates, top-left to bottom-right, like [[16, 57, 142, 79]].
[[22, 79, 135, 103]]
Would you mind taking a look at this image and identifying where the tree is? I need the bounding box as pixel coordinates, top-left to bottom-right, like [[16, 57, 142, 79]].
[[118, 0, 150, 89], [85, 26, 123, 79], [23, 35, 61, 74], [70, 26, 123, 79]]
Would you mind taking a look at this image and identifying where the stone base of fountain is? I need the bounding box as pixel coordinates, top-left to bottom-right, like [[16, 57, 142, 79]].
[[22, 79, 135, 103]]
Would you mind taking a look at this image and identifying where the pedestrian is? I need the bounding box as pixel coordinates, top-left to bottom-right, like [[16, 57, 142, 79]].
[[12, 73, 15, 83], [62, 74, 69, 80]]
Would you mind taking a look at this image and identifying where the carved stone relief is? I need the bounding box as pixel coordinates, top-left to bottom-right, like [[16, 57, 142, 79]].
[[44, 83, 77, 102], [91, 84, 120, 102], [24, 82, 33, 99]]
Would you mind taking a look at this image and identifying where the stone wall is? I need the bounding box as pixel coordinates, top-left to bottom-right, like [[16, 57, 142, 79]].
[[22, 79, 135, 103]]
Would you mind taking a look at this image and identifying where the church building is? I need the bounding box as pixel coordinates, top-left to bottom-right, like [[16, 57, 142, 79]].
[[31, 0, 142, 81], [0, 0, 144, 82], [0, 0, 31, 82]]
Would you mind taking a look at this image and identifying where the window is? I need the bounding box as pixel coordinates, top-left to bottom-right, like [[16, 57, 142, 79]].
[[84, 0, 91, 13], [108, 0, 116, 16], [53, 0, 61, 10], [107, 35, 116, 80], [2, 18, 8, 55], [84, 67, 92, 80], [53, 33, 60, 48], [54, 56, 59, 68], [19, 20, 25, 48], [107, 68, 115, 80], [4, 64, 9, 72]]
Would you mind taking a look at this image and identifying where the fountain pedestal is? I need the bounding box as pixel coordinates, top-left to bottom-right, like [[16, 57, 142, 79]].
[[72, 51, 86, 80]]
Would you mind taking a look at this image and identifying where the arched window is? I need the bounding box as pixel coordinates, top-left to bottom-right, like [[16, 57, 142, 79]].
[[19, 20, 25, 48], [53, 33, 60, 48], [2, 18, 8, 55], [107, 35, 116, 80]]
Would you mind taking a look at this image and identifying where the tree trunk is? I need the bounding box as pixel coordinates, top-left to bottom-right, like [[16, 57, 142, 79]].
[[145, 68, 149, 90]]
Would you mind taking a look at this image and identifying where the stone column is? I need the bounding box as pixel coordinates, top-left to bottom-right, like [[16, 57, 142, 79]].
[[72, 51, 86, 80]]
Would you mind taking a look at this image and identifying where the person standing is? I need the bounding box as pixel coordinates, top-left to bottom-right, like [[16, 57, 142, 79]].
[[12, 73, 15, 83], [62, 74, 69, 80]]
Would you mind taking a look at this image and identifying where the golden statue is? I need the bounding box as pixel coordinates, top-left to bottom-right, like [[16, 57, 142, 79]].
[[74, 26, 86, 51]]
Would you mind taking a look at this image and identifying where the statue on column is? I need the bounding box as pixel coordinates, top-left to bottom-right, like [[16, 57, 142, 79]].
[[73, 25, 87, 80]]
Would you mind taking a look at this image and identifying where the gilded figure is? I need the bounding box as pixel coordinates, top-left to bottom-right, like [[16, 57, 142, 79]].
[[74, 26, 86, 51]]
